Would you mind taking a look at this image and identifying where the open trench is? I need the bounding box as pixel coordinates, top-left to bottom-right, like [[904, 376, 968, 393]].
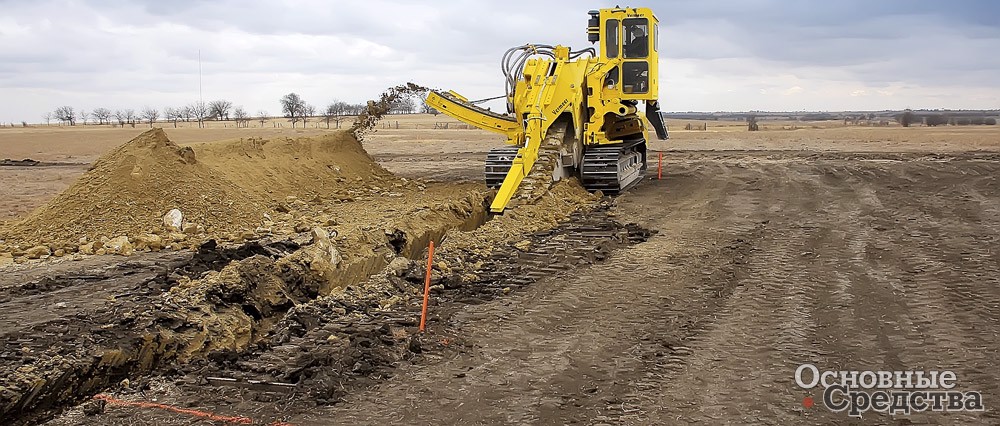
[[1, 192, 491, 426], [42, 200, 652, 425]]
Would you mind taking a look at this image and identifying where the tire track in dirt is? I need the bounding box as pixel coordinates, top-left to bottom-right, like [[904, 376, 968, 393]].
[[286, 161, 768, 425], [631, 161, 834, 424], [289, 151, 1000, 425], [858, 159, 1000, 424], [636, 154, 1000, 424]]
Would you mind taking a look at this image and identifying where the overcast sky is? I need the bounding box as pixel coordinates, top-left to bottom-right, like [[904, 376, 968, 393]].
[[1, 0, 998, 123]]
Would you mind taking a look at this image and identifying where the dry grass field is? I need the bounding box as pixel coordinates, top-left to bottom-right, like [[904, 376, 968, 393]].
[[658, 118, 1000, 152]]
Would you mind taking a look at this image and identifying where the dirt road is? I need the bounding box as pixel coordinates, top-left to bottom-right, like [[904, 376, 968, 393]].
[[285, 150, 1000, 425]]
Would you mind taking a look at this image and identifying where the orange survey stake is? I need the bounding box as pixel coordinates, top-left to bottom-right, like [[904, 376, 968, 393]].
[[419, 240, 435, 332], [657, 152, 663, 180]]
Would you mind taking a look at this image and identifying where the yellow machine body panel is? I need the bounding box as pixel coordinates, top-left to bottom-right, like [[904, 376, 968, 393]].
[[425, 6, 666, 213]]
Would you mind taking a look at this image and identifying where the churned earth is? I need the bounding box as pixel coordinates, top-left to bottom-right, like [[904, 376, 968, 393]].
[[287, 150, 1000, 425], [29, 149, 999, 426], [1, 113, 999, 425]]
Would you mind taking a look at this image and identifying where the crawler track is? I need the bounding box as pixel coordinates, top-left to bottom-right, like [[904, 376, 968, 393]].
[[483, 147, 518, 188], [580, 139, 647, 193]]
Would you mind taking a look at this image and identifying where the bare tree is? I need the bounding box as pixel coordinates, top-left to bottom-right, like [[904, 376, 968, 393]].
[[113, 110, 127, 127], [257, 110, 269, 127], [124, 109, 137, 128], [179, 105, 193, 122], [280, 92, 305, 128], [54, 106, 75, 125], [898, 110, 915, 127], [925, 114, 948, 127], [78, 109, 89, 125], [389, 96, 416, 114], [388, 98, 402, 114], [195, 102, 208, 127], [141, 107, 160, 127], [403, 97, 416, 114], [325, 100, 352, 129], [188, 101, 208, 128], [163, 107, 180, 128], [302, 103, 315, 128], [328, 100, 349, 116], [92, 108, 112, 125], [232, 106, 249, 128], [208, 99, 233, 121], [42, 112, 52, 126], [323, 103, 335, 129]]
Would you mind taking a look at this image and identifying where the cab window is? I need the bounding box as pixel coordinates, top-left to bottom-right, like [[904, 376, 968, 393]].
[[623, 18, 649, 59], [622, 62, 649, 94], [653, 23, 658, 52], [606, 19, 619, 58]]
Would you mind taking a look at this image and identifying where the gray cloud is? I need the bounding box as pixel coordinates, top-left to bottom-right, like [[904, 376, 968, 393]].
[[0, 0, 998, 123]]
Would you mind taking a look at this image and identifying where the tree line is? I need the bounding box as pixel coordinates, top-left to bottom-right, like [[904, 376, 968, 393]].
[[46, 101, 256, 128], [41, 92, 435, 129], [280, 92, 433, 129], [896, 110, 997, 127]]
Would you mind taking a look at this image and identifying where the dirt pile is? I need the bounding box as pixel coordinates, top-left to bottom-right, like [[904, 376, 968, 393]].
[[0, 170, 598, 423], [193, 132, 396, 203], [0, 129, 260, 251], [0, 129, 396, 260]]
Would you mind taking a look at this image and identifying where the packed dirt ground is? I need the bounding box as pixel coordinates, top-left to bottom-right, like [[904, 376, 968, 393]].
[[1, 115, 999, 424], [303, 149, 1000, 425]]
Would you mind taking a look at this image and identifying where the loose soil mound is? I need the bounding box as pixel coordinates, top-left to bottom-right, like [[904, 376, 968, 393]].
[[1, 129, 260, 249], [193, 133, 395, 203], [440, 179, 599, 257], [0, 129, 395, 256]]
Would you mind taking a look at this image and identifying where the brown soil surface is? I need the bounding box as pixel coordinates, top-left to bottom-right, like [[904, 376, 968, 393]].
[[0, 165, 87, 220], [32, 149, 1000, 426], [0, 178, 492, 425], [2, 115, 999, 425], [0, 126, 331, 164], [5, 116, 998, 224], [0, 129, 397, 258], [0, 111, 619, 426], [1, 129, 261, 250], [284, 150, 1000, 425]]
